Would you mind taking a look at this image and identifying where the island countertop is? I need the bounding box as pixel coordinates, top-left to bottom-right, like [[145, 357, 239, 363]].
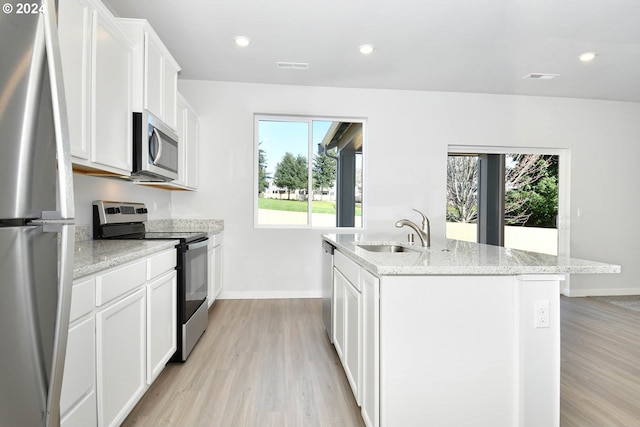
[[323, 233, 621, 276]]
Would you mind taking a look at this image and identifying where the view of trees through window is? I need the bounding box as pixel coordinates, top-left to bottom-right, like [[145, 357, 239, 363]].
[[446, 153, 559, 254], [256, 117, 363, 227]]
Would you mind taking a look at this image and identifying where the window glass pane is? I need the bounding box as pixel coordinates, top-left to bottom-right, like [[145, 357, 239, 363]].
[[257, 120, 309, 225], [446, 155, 479, 242], [256, 116, 364, 228]]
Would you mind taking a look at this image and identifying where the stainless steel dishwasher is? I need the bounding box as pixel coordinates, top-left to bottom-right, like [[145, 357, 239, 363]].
[[322, 240, 335, 342]]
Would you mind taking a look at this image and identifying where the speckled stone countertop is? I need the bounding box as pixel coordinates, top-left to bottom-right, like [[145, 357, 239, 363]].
[[72, 219, 223, 279], [323, 233, 621, 276], [145, 219, 224, 235], [73, 239, 178, 279]]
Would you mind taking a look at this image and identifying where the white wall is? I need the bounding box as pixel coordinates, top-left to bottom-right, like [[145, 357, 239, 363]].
[[73, 174, 172, 229], [173, 80, 640, 297]]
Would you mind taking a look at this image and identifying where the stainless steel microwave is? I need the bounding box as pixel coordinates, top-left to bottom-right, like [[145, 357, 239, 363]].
[[132, 111, 179, 182]]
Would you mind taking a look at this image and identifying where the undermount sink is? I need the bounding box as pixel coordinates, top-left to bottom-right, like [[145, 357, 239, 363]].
[[357, 244, 414, 253]]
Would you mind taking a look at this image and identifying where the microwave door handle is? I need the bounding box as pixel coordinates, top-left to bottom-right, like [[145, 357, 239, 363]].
[[151, 128, 163, 165]]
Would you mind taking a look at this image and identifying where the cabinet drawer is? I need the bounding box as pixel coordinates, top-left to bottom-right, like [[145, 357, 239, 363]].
[[147, 248, 176, 281], [70, 277, 95, 322], [96, 259, 146, 306], [335, 250, 360, 291]]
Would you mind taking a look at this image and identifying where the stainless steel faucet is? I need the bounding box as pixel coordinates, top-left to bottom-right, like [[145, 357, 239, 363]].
[[395, 208, 431, 247]]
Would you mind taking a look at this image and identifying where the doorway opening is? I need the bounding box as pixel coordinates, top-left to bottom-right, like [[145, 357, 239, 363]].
[[446, 146, 570, 257]]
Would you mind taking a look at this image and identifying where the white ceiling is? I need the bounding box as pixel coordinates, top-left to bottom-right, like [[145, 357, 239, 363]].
[[103, 0, 640, 103]]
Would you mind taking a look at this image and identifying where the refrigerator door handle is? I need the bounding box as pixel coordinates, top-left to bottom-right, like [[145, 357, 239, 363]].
[[43, 0, 75, 221], [43, 223, 75, 427]]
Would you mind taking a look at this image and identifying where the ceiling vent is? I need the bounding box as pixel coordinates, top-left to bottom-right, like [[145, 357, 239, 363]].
[[276, 62, 309, 70], [523, 73, 559, 80]]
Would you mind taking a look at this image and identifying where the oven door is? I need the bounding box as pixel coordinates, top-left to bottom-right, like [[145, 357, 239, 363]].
[[182, 238, 208, 322]]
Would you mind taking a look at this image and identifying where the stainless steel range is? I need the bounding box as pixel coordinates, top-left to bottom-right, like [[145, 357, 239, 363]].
[[93, 201, 208, 362]]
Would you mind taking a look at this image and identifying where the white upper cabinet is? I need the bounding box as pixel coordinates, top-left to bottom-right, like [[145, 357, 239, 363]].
[[59, 0, 133, 176], [174, 93, 199, 190], [117, 19, 181, 130]]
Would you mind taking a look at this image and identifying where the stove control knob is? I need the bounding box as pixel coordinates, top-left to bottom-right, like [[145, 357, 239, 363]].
[[106, 207, 116, 214], [136, 208, 148, 214]]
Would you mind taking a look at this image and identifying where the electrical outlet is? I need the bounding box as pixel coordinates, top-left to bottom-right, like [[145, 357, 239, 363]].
[[534, 300, 550, 328]]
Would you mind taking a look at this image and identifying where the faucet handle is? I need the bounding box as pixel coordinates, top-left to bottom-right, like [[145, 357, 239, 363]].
[[412, 208, 430, 230]]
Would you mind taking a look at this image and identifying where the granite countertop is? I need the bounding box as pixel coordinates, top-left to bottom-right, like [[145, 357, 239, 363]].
[[145, 219, 224, 235], [72, 219, 224, 279], [323, 233, 621, 276], [73, 239, 178, 279]]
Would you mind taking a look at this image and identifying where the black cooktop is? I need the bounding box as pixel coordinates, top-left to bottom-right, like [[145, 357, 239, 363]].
[[108, 230, 207, 244], [125, 231, 207, 243]]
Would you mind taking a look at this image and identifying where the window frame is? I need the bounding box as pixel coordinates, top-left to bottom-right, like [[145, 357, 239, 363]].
[[254, 113, 367, 230]]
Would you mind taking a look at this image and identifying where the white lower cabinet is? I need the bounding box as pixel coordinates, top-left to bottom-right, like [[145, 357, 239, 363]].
[[61, 248, 177, 427], [61, 317, 96, 427], [360, 269, 380, 427], [344, 275, 361, 404], [332, 268, 347, 361], [96, 288, 146, 427], [332, 250, 362, 405], [147, 270, 177, 383], [61, 277, 96, 427], [207, 232, 224, 308]]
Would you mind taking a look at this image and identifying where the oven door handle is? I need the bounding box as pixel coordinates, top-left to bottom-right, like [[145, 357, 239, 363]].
[[186, 239, 209, 251]]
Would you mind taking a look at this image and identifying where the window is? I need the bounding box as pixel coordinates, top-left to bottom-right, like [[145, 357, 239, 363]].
[[446, 149, 561, 255], [255, 115, 364, 228]]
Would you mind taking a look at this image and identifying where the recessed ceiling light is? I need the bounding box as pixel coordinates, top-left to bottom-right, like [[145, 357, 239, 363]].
[[234, 36, 251, 47], [579, 52, 597, 62], [359, 44, 375, 55]]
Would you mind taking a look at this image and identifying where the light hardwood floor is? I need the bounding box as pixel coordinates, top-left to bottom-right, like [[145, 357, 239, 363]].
[[561, 296, 640, 426], [123, 297, 640, 427], [122, 299, 364, 427]]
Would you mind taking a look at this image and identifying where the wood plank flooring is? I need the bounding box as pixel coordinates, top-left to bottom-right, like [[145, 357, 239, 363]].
[[123, 297, 640, 427], [561, 296, 640, 426], [122, 299, 364, 427]]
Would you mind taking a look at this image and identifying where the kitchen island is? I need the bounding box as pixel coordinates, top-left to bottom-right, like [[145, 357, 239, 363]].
[[322, 233, 620, 427]]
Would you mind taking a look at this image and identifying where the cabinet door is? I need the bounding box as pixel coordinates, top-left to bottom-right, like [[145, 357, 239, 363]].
[[91, 10, 132, 174], [344, 276, 361, 405], [184, 105, 199, 188], [361, 270, 380, 427], [58, 0, 91, 160], [207, 246, 215, 308], [144, 33, 164, 119], [147, 271, 177, 383], [60, 316, 95, 425], [96, 288, 146, 427], [333, 267, 347, 362], [163, 59, 179, 129], [213, 244, 223, 299]]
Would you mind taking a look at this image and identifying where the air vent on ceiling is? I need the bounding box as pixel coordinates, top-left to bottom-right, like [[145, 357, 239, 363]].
[[276, 62, 309, 70], [523, 73, 559, 80]]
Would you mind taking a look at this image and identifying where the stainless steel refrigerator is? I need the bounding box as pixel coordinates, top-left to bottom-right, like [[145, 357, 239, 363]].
[[1, 1, 76, 426]]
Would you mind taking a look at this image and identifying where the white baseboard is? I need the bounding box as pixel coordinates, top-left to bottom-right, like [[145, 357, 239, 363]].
[[218, 290, 323, 300], [563, 287, 640, 297]]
